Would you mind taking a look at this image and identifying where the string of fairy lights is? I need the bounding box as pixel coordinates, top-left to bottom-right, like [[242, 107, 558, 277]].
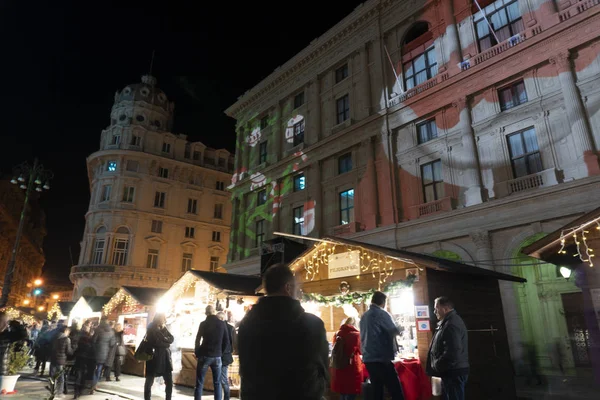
[[102, 289, 142, 315], [291, 240, 415, 289], [557, 218, 600, 267]]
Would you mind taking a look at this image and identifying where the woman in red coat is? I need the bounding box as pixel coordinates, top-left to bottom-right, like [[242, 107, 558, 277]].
[[330, 317, 363, 400]]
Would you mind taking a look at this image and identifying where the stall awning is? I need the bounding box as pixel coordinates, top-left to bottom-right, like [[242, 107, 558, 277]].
[[83, 296, 112, 312], [188, 270, 262, 295], [122, 287, 167, 306], [288, 235, 526, 283]]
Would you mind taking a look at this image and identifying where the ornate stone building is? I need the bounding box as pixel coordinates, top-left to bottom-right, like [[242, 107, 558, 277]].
[[225, 0, 600, 376], [70, 75, 233, 299], [0, 179, 46, 306]]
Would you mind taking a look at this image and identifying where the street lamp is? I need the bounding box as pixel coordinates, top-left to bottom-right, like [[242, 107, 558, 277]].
[[38, 306, 44, 312], [34, 279, 43, 286], [557, 265, 573, 280], [23, 299, 30, 305], [0, 159, 52, 308], [52, 294, 59, 300]]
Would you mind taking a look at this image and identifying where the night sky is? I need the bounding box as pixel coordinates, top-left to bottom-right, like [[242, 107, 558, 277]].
[[0, 0, 365, 284]]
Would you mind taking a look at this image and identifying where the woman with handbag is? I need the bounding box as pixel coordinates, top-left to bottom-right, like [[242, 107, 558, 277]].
[[330, 317, 363, 400], [104, 323, 126, 381], [143, 314, 174, 400]]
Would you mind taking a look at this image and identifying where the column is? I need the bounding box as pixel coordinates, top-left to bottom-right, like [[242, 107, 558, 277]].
[[233, 124, 243, 175], [440, 0, 462, 74], [359, 43, 372, 118], [372, 33, 386, 110], [229, 197, 239, 262], [241, 126, 250, 177], [271, 178, 281, 233], [311, 163, 323, 237], [469, 230, 493, 270], [453, 97, 484, 206], [271, 102, 282, 162], [362, 138, 379, 230], [375, 131, 397, 225], [236, 195, 246, 259], [550, 52, 600, 175], [308, 78, 321, 145]]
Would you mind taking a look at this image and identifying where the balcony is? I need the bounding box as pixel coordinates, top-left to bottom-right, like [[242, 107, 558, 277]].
[[408, 197, 454, 220], [330, 221, 363, 237], [389, 72, 450, 108], [494, 168, 561, 198], [70, 264, 171, 283], [559, 0, 600, 22]]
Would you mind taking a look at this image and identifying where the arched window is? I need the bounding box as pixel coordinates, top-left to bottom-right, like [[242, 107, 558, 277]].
[[112, 226, 130, 266], [91, 226, 107, 264], [81, 287, 97, 296], [402, 22, 437, 90]]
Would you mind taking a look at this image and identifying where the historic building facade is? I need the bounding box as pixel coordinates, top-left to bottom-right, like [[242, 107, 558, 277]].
[[224, 0, 600, 376], [0, 179, 46, 306], [70, 75, 234, 299]]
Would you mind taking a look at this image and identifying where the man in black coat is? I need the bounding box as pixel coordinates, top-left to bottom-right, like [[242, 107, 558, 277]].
[[426, 297, 469, 400], [194, 305, 227, 400], [238, 263, 329, 400]]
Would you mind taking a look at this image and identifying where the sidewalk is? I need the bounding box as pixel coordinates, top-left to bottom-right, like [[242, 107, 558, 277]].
[[515, 375, 599, 399]]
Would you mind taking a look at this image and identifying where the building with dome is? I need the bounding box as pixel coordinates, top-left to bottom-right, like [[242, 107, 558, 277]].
[[70, 75, 234, 299]]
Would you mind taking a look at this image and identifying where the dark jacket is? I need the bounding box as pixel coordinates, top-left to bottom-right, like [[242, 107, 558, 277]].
[[93, 322, 116, 364], [50, 333, 73, 366], [145, 323, 174, 377], [238, 296, 329, 400], [0, 322, 28, 375], [426, 310, 469, 377], [222, 322, 235, 366], [194, 315, 227, 358]]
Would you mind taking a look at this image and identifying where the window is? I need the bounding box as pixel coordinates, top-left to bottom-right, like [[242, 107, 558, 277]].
[[112, 238, 129, 266], [421, 160, 444, 203], [92, 239, 105, 264], [404, 47, 437, 90], [507, 128, 542, 178], [294, 173, 305, 191], [107, 161, 117, 172], [122, 186, 135, 202], [159, 167, 169, 178], [499, 80, 527, 111], [212, 231, 221, 242], [335, 64, 349, 83], [417, 119, 438, 144], [111, 135, 121, 146], [293, 206, 304, 235], [257, 189, 267, 206], [336, 95, 350, 124], [293, 120, 305, 146], [193, 151, 201, 161], [185, 227, 195, 238], [126, 160, 139, 172], [216, 181, 225, 191], [210, 256, 219, 272], [187, 198, 198, 214], [184, 144, 191, 159], [146, 249, 159, 269], [214, 203, 224, 219], [294, 92, 305, 108], [475, 0, 524, 51], [338, 153, 352, 174], [182, 253, 193, 272], [130, 135, 141, 146], [255, 220, 265, 247], [339, 189, 355, 225], [259, 141, 268, 164], [260, 116, 269, 129], [101, 185, 112, 202], [162, 142, 171, 153], [136, 115, 145, 122], [154, 191, 166, 208], [151, 220, 163, 233]]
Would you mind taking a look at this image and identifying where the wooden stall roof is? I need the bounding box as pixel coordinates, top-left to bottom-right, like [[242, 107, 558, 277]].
[[58, 301, 76, 316], [122, 287, 167, 306], [293, 236, 526, 283], [522, 207, 600, 259], [82, 296, 112, 312], [189, 270, 262, 295]]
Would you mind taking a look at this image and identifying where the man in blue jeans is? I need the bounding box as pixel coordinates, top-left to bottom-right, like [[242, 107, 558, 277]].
[[194, 305, 228, 400], [360, 291, 404, 400]]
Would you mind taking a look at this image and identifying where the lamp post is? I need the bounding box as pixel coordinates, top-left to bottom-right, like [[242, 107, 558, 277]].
[[0, 159, 52, 308]]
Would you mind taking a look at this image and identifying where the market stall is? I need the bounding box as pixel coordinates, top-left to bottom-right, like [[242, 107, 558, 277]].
[[102, 286, 167, 376], [156, 270, 262, 393], [46, 301, 76, 322], [67, 296, 111, 326], [278, 233, 525, 400]]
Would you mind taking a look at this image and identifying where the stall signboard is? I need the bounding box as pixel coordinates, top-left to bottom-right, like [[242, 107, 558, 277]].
[[328, 250, 361, 279]]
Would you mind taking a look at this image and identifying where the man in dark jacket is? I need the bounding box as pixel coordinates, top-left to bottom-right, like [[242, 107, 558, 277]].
[[194, 305, 227, 400], [50, 326, 73, 397], [238, 263, 329, 400], [217, 311, 235, 400], [426, 297, 469, 400]]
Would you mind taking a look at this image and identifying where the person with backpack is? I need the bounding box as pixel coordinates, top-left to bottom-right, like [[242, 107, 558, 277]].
[[330, 317, 363, 400]]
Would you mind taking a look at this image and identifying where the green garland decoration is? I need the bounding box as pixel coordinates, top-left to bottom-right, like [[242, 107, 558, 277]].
[[301, 274, 417, 307]]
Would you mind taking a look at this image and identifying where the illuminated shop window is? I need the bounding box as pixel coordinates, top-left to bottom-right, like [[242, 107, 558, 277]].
[[293, 173, 305, 191], [293, 206, 304, 235], [417, 119, 438, 144], [507, 128, 542, 178], [475, 0, 523, 51], [339, 189, 355, 225], [421, 160, 443, 203], [499, 80, 527, 111]]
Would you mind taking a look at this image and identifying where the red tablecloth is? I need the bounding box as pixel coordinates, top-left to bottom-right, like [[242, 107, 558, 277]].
[[363, 359, 432, 400]]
